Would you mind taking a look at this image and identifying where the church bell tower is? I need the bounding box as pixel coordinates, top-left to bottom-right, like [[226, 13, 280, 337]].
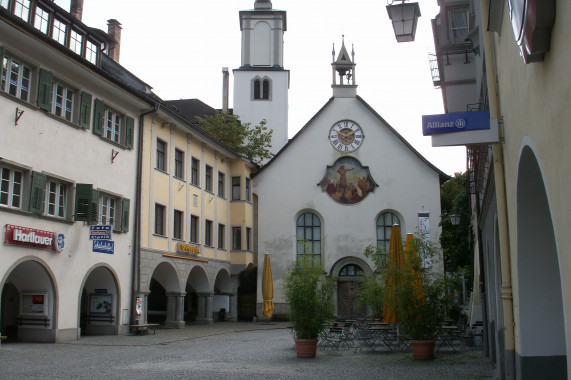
[[331, 36, 357, 98], [233, 0, 289, 158]]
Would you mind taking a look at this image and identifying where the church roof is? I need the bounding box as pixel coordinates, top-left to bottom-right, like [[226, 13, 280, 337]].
[[164, 99, 219, 123], [252, 95, 450, 183]]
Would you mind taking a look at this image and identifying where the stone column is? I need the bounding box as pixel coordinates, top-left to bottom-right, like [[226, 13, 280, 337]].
[[195, 293, 207, 324], [176, 295, 185, 326], [229, 291, 238, 322], [205, 293, 214, 325], [333, 282, 339, 319], [165, 292, 185, 328]]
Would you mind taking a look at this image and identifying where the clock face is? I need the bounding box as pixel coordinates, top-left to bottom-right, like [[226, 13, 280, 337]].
[[329, 120, 364, 152]]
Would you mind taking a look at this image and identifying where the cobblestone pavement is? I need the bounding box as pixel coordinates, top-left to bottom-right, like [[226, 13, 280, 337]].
[[0, 322, 496, 380]]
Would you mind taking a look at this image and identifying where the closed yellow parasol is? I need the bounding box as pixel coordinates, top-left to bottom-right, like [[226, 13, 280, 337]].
[[383, 224, 404, 324], [404, 233, 425, 301], [262, 253, 274, 319]]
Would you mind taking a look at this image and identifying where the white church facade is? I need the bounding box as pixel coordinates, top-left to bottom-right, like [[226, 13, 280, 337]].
[[236, 2, 447, 319]]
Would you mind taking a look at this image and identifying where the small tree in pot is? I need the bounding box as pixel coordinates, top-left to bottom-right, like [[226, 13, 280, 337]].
[[392, 234, 447, 360], [283, 256, 335, 358]]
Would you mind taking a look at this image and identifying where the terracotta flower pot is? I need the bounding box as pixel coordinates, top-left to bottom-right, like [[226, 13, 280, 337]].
[[295, 338, 318, 358], [410, 339, 436, 360]]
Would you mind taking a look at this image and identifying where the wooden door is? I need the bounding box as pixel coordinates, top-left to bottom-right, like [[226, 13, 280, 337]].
[[338, 281, 366, 319]]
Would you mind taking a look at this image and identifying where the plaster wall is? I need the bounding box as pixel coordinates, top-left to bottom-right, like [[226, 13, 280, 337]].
[[492, 2, 571, 362], [233, 70, 289, 156], [254, 96, 443, 305]]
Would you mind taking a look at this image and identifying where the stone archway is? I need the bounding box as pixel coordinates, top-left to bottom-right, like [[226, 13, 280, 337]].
[[330, 257, 373, 319], [79, 265, 120, 336], [1, 259, 57, 342], [213, 269, 233, 322], [516, 146, 566, 379], [185, 265, 211, 324], [147, 261, 181, 327]]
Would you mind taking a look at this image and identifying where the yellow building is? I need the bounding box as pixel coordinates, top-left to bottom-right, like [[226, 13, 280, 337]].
[[136, 100, 256, 326]]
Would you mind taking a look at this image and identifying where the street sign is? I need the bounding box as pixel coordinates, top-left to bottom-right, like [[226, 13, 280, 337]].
[[93, 240, 114, 254], [90, 225, 112, 240], [422, 110, 490, 135]]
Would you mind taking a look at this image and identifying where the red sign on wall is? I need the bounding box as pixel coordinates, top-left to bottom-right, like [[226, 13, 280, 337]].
[[4, 224, 56, 251]]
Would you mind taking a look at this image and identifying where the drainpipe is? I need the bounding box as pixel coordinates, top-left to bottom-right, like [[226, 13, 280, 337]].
[[479, 1, 515, 378], [131, 104, 158, 328]]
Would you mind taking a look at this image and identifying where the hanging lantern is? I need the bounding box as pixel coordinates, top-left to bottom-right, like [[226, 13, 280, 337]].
[[386, 1, 421, 43]]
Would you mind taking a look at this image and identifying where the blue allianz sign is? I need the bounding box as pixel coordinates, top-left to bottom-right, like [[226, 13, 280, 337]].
[[93, 240, 114, 254], [422, 111, 490, 135]]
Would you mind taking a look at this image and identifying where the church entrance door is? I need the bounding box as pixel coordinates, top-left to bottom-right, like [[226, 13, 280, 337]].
[[337, 263, 366, 319]]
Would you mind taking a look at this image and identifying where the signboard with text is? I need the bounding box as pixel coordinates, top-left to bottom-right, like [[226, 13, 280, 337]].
[[422, 111, 490, 135], [90, 225, 112, 240], [93, 240, 114, 254]]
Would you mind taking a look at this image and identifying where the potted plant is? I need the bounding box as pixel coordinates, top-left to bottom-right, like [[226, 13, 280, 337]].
[[282, 256, 335, 358], [392, 235, 447, 360]]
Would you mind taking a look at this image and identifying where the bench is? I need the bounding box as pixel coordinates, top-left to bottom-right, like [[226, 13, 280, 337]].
[[129, 323, 159, 335]]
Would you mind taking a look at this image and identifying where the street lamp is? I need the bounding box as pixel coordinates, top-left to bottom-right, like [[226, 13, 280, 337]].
[[450, 214, 461, 226], [386, 1, 421, 43]]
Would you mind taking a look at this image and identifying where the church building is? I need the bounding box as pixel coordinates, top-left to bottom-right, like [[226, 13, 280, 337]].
[[236, 1, 448, 319]]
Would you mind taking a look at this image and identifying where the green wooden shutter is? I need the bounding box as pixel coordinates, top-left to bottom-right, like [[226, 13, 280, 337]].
[[92, 99, 104, 136], [29, 171, 46, 214], [0, 46, 4, 66], [37, 69, 53, 111], [121, 198, 130, 232], [74, 184, 93, 221], [88, 188, 99, 224], [78, 92, 92, 129], [125, 116, 134, 148]]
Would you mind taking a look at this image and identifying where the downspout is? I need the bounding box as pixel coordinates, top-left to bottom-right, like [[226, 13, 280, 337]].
[[479, 1, 515, 378], [131, 103, 158, 328]]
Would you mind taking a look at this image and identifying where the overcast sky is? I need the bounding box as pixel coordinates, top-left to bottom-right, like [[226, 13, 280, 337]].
[[54, 0, 466, 176]]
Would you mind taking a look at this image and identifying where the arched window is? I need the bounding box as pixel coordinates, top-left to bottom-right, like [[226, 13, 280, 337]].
[[376, 212, 400, 253], [262, 79, 270, 99], [296, 212, 321, 265], [253, 79, 261, 99], [339, 264, 364, 277], [253, 77, 271, 100]]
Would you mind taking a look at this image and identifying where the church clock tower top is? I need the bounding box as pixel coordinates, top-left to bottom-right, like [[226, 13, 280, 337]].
[[331, 36, 357, 98], [238, 1, 287, 68], [255, 0, 272, 9]]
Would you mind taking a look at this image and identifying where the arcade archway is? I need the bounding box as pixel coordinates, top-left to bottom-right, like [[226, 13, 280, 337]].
[[516, 146, 566, 378]]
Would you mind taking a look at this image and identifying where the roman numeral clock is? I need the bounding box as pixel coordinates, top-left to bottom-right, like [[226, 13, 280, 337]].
[[329, 120, 364, 152]]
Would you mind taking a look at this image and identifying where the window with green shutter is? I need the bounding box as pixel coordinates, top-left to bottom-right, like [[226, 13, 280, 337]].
[[29, 171, 46, 214], [79, 91, 92, 129], [74, 184, 98, 223], [37, 69, 53, 111], [92, 98, 104, 136], [121, 198, 130, 232]]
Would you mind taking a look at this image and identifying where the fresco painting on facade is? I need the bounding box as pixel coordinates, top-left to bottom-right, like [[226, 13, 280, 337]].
[[319, 157, 377, 204]]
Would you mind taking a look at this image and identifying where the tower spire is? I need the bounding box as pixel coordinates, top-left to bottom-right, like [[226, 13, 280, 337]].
[[255, 0, 272, 9], [331, 36, 357, 98]]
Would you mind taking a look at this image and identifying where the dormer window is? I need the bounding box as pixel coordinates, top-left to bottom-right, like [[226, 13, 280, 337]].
[[14, 0, 30, 22], [70, 30, 83, 55], [85, 40, 98, 65], [253, 77, 270, 100], [34, 6, 49, 34], [52, 18, 67, 45]]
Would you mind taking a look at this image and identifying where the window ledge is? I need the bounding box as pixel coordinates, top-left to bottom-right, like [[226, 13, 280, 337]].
[[0, 206, 32, 217], [98, 136, 130, 150], [154, 168, 169, 176], [0, 90, 38, 111], [152, 233, 168, 239], [38, 214, 74, 225]]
